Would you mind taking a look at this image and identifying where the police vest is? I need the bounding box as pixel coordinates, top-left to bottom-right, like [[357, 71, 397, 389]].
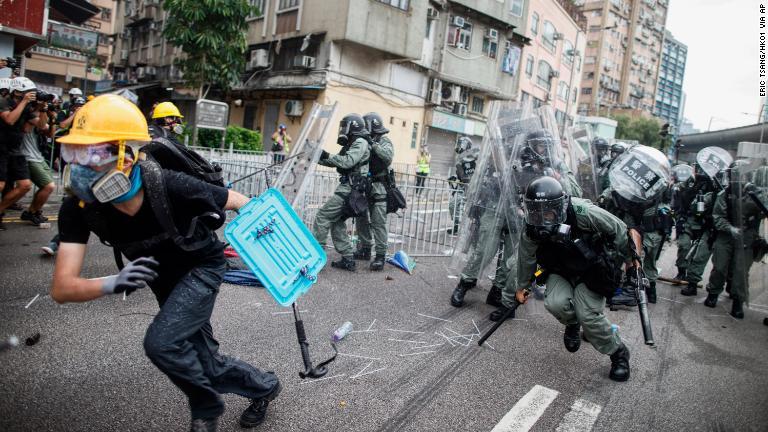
[[336, 137, 369, 177], [458, 159, 476, 182], [368, 137, 389, 178], [417, 156, 430, 174]]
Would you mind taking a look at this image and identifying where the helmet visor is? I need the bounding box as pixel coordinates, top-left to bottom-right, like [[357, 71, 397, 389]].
[[524, 195, 567, 227], [61, 143, 120, 167]]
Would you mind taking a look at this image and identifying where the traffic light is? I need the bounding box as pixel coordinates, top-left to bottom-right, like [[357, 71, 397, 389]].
[[659, 123, 670, 138]]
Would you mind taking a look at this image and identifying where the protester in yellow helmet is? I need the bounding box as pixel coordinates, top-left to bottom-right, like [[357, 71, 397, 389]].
[[149, 100, 185, 139], [51, 94, 281, 431]]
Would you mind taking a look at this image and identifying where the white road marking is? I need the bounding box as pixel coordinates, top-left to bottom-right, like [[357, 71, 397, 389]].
[[490, 385, 559, 432], [555, 399, 602, 432]]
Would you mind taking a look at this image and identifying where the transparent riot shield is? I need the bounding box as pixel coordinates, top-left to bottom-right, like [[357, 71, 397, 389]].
[[671, 164, 693, 183], [732, 159, 768, 300], [273, 102, 339, 210], [695, 146, 732, 190], [447, 103, 507, 280], [670, 163, 694, 215], [608, 144, 671, 206], [565, 125, 600, 201]]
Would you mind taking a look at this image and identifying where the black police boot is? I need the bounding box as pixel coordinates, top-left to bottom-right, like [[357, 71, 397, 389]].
[[610, 286, 638, 308], [609, 343, 631, 382], [331, 256, 356, 272], [450, 278, 476, 307], [353, 247, 371, 260], [563, 324, 581, 353], [646, 282, 657, 304], [704, 293, 718, 308], [369, 255, 385, 271], [486, 284, 503, 307], [489, 305, 514, 322], [447, 224, 460, 235], [730, 300, 744, 319], [673, 269, 687, 282], [239, 382, 282, 428], [680, 281, 697, 296], [190, 417, 218, 432]]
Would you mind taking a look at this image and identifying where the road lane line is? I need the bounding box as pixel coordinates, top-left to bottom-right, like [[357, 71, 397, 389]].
[[555, 399, 602, 432], [490, 385, 559, 432]]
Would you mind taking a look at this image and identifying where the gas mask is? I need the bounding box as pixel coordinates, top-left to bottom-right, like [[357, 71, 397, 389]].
[[62, 142, 141, 203], [337, 134, 349, 146], [526, 222, 571, 242]]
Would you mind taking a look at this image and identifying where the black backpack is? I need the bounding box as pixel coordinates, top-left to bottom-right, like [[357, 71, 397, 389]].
[[144, 127, 224, 187]]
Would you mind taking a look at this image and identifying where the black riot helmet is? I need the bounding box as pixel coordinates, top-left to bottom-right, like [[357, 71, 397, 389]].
[[592, 137, 609, 151], [523, 176, 570, 240], [525, 130, 555, 155], [455, 136, 473, 154], [610, 142, 626, 160], [337, 113, 369, 146], [363, 112, 388, 136]]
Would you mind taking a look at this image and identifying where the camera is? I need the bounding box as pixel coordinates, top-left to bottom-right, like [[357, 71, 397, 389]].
[[3, 57, 18, 69], [36, 91, 55, 103]]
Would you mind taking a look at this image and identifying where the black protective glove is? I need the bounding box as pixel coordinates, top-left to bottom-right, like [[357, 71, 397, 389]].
[[101, 257, 159, 295], [320, 150, 330, 160]]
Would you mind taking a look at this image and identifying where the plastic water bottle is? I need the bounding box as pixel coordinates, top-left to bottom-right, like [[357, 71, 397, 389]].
[[332, 322, 353, 342], [611, 324, 620, 335]]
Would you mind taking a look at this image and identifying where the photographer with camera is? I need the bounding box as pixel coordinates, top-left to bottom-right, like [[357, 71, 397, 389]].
[[0, 77, 37, 230], [18, 90, 55, 226], [58, 88, 84, 130]]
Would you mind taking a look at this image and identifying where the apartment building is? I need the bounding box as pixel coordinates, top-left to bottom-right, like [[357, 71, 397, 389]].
[[23, 0, 115, 98], [518, 0, 586, 131], [576, 0, 668, 118], [654, 29, 686, 139]]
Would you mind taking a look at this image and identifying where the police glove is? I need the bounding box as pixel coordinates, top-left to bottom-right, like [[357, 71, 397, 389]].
[[320, 150, 330, 161], [102, 257, 159, 295]]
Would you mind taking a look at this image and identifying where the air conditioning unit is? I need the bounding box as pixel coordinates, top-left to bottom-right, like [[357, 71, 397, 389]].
[[284, 100, 304, 116], [550, 70, 560, 78], [453, 103, 468, 116], [452, 16, 465, 27], [442, 84, 463, 103], [292, 55, 316, 69], [486, 28, 499, 40], [428, 79, 442, 105], [120, 50, 128, 60], [125, 7, 134, 17], [145, 66, 157, 76], [566, 49, 580, 57], [149, 21, 159, 31], [552, 32, 564, 40], [427, 7, 439, 20], [136, 67, 145, 78], [249, 49, 269, 69]]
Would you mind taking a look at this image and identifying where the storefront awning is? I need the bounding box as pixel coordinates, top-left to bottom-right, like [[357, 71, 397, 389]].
[[50, 0, 100, 25]]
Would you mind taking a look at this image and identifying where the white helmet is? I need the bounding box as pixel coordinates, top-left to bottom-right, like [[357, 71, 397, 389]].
[[0, 78, 11, 91], [68, 87, 83, 96], [10, 77, 36, 93]]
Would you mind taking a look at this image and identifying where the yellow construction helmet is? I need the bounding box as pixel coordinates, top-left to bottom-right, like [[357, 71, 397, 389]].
[[57, 94, 152, 145], [152, 101, 183, 119]]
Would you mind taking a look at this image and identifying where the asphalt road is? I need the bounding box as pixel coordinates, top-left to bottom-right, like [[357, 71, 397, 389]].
[[1, 208, 767, 432]]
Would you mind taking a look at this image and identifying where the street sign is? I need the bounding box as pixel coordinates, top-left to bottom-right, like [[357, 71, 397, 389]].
[[196, 99, 229, 131]]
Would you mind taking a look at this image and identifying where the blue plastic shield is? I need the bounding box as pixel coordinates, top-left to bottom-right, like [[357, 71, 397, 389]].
[[225, 188, 327, 306]]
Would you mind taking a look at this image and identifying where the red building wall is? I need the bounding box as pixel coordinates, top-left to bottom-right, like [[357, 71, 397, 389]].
[[0, 0, 46, 36]]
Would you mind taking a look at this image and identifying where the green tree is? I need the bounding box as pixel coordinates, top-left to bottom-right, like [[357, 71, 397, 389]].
[[612, 114, 666, 150], [162, 0, 256, 98]]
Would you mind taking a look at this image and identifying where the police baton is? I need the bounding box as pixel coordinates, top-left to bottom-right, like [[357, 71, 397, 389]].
[[477, 289, 530, 346]]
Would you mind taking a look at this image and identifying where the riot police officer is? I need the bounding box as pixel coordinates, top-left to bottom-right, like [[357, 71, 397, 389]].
[[704, 163, 768, 318], [494, 177, 632, 381], [353, 112, 394, 271], [313, 114, 371, 271], [448, 140, 478, 235]]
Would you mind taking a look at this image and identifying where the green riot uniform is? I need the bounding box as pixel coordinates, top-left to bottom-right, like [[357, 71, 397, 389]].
[[673, 180, 697, 277], [680, 189, 716, 289], [355, 136, 393, 257], [705, 188, 765, 305], [503, 198, 628, 355], [313, 137, 370, 259], [598, 188, 668, 304]]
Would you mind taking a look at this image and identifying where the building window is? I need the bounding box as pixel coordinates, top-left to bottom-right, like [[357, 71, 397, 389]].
[[278, 0, 300, 11], [510, 0, 524, 17], [530, 12, 539, 35], [573, 88, 578, 103], [411, 123, 419, 149], [562, 40, 574, 67], [536, 60, 553, 90], [525, 55, 534, 78], [482, 29, 498, 59], [471, 96, 485, 114], [557, 81, 569, 101], [101, 7, 112, 21], [582, 87, 592, 95], [448, 18, 473, 51], [377, 0, 410, 11], [542, 21, 557, 52], [249, 0, 265, 18]]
